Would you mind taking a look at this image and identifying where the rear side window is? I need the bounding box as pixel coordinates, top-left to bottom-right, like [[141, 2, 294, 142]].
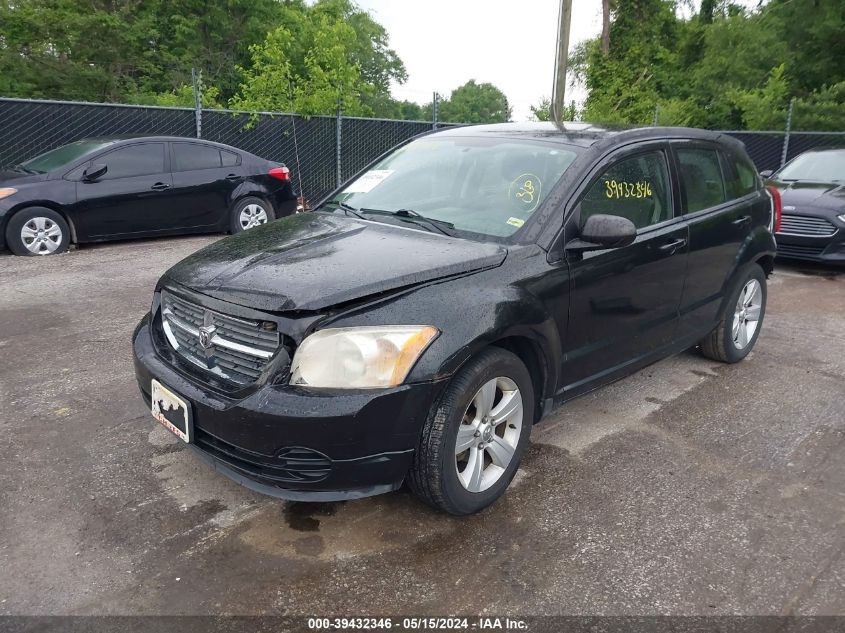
[[221, 150, 240, 167], [581, 150, 672, 230], [100, 143, 165, 179], [724, 151, 759, 198], [677, 148, 727, 213], [173, 143, 222, 171]]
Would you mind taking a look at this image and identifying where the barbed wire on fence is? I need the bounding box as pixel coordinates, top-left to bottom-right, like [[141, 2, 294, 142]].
[[2, 97, 844, 205]]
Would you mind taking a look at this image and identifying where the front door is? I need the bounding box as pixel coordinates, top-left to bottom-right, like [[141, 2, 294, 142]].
[[73, 142, 177, 239], [561, 147, 689, 394]]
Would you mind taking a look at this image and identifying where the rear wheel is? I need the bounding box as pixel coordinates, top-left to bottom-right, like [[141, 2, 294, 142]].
[[408, 347, 533, 515], [6, 207, 70, 256], [230, 196, 275, 233], [700, 264, 767, 363]]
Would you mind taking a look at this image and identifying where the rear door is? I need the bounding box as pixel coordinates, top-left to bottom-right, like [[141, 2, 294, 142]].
[[561, 145, 690, 391], [169, 142, 244, 229], [73, 142, 176, 238], [673, 143, 754, 334]]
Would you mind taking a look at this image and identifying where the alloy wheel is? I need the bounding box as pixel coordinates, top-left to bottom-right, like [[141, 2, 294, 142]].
[[732, 279, 762, 349], [21, 217, 63, 255], [455, 376, 523, 493], [239, 204, 268, 230]]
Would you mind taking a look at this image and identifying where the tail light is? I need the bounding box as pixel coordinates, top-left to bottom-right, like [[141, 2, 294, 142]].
[[766, 184, 782, 233], [268, 166, 290, 181]]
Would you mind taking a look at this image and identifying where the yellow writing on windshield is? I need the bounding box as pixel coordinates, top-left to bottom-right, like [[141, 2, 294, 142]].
[[509, 173, 542, 213]]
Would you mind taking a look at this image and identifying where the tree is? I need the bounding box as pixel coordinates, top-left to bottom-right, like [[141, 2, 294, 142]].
[[575, 0, 845, 131], [229, 0, 407, 117], [530, 98, 552, 122], [437, 80, 511, 124], [0, 0, 285, 102]]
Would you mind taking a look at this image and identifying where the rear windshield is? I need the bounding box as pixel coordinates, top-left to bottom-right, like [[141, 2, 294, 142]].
[[777, 150, 845, 183], [328, 136, 578, 239], [21, 140, 114, 174]]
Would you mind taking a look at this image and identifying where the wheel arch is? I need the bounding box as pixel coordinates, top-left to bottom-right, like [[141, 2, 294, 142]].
[[487, 335, 551, 425], [4, 202, 78, 244]]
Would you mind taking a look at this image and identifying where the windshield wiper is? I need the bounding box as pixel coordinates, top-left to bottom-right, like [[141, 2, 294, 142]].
[[12, 164, 37, 174], [324, 200, 365, 219], [359, 208, 455, 236]]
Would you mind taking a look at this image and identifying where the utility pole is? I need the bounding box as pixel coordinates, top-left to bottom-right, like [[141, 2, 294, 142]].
[[551, 0, 573, 126]]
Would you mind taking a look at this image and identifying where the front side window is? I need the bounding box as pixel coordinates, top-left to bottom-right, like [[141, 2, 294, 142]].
[[326, 136, 579, 239], [580, 151, 672, 230], [677, 148, 727, 213], [100, 143, 166, 179], [22, 140, 114, 174], [173, 143, 222, 171]]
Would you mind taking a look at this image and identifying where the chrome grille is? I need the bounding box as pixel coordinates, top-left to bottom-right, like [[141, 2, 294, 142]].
[[161, 292, 280, 385], [778, 214, 837, 237]]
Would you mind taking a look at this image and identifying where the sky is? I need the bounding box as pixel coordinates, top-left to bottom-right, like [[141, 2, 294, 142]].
[[356, 0, 604, 121]]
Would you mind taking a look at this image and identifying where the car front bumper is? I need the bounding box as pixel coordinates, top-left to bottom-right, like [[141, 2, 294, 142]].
[[133, 315, 445, 501], [775, 229, 845, 264]]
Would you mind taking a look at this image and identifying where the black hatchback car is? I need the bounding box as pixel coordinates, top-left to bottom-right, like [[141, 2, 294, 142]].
[[0, 137, 297, 256], [761, 148, 845, 264], [133, 123, 778, 515]]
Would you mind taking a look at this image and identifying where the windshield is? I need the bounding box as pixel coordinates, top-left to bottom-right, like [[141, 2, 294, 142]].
[[325, 136, 578, 238], [20, 140, 114, 174], [777, 149, 845, 182]]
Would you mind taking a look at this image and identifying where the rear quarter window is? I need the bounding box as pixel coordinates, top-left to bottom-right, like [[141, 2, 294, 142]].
[[724, 151, 759, 198]]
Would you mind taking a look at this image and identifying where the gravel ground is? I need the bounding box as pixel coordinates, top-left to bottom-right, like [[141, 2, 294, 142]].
[[0, 235, 843, 616]]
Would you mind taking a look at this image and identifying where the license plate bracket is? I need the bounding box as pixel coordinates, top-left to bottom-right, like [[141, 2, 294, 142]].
[[150, 379, 193, 443]]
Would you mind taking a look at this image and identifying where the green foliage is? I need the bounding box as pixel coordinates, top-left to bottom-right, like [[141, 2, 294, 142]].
[[435, 81, 511, 124], [577, 0, 845, 131], [530, 98, 552, 122], [229, 0, 407, 117], [0, 0, 409, 117], [529, 97, 578, 122]]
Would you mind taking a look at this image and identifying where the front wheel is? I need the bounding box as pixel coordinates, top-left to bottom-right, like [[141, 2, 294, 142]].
[[700, 264, 767, 363], [408, 347, 534, 515], [6, 207, 70, 256], [230, 197, 275, 233]]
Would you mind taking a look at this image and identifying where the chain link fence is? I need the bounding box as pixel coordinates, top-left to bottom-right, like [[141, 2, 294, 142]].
[[2, 97, 844, 203], [0, 98, 443, 204]]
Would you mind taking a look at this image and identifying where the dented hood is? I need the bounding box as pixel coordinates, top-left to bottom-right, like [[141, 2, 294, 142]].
[[163, 213, 507, 312]]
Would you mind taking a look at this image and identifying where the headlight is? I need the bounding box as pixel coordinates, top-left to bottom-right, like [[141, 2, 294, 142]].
[[290, 326, 439, 388], [0, 188, 17, 200], [838, 213, 845, 224]]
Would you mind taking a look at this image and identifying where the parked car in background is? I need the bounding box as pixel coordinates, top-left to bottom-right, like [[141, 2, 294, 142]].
[[133, 122, 777, 515], [0, 137, 298, 256], [761, 148, 845, 264]]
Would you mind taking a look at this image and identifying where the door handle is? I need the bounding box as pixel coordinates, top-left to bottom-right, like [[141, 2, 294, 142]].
[[225, 173, 241, 181], [732, 215, 751, 227], [151, 182, 171, 191], [658, 238, 687, 254]]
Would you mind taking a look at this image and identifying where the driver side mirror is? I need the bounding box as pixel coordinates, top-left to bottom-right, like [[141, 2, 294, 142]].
[[566, 213, 637, 251], [759, 169, 774, 179], [83, 164, 107, 182]]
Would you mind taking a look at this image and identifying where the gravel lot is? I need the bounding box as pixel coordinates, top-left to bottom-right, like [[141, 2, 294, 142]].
[[0, 235, 843, 616]]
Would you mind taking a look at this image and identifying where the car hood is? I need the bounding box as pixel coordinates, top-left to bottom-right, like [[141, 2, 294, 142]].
[[163, 213, 508, 312], [0, 170, 47, 185], [770, 179, 845, 212]]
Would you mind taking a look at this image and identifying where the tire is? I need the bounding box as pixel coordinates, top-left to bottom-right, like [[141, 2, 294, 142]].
[[230, 196, 275, 233], [6, 207, 70, 256], [408, 347, 534, 515], [700, 263, 767, 363]]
